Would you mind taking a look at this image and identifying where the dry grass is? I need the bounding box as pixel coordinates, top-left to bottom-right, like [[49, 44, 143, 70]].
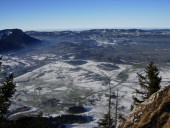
[[119, 85, 170, 128], [163, 118, 170, 128]]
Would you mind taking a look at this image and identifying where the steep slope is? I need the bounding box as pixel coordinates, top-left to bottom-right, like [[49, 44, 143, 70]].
[[0, 29, 40, 52], [119, 85, 170, 128]]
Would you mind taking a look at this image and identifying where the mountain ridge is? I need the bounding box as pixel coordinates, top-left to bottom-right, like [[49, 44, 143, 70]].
[[0, 29, 40, 53]]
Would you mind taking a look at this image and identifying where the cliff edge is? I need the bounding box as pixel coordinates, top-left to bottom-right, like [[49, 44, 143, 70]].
[[119, 85, 170, 128]]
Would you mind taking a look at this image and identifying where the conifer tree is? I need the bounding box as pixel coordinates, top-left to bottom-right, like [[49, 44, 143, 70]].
[[98, 77, 115, 128], [133, 61, 162, 104], [0, 73, 16, 117], [98, 113, 114, 128], [0, 57, 16, 127]]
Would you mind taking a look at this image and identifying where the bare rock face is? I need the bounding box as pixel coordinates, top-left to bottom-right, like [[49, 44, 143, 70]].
[[119, 86, 170, 128]]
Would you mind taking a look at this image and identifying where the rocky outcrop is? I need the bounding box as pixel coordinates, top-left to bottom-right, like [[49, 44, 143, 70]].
[[119, 86, 170, 128]]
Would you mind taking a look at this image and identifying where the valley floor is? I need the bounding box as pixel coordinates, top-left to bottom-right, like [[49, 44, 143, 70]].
[[3, 54, 169, 127]]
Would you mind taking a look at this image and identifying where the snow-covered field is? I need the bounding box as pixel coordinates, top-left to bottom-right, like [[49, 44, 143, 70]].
[[2, 54, 170, 127]]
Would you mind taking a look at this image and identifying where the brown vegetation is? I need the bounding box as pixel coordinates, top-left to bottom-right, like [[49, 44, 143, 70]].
[[119, 85, 170, 128]]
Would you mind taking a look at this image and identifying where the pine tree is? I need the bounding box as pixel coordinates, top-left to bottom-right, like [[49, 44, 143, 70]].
[[0, 74, 16, 117], [98, 77, 115, 128], [0, 57, 16, 127], [98, 113, 114, 128], [133, 61, 162, 104]]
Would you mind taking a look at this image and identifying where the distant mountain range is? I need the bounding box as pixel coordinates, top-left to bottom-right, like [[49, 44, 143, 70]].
[[25, 28, 170, 63], [0, 29, 40, 53], [26, 29, 170, 44]]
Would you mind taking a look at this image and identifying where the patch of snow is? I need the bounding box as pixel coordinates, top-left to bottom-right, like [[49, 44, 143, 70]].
[[53, 87, 68, 91], [32, 56, 46, 61]]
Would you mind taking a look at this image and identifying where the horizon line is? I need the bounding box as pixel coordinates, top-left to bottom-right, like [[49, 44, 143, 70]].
[[1, 27, 170, 32]]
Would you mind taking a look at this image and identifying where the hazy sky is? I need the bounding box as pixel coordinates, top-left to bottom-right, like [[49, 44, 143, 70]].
[[1, 0, 170, 30]]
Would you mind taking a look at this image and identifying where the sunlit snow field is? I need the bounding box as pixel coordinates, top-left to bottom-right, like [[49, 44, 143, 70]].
[[2, 54, 169, 127]]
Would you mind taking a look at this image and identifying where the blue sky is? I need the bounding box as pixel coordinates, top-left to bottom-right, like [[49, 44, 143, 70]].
[[0, 0, 170, 30]]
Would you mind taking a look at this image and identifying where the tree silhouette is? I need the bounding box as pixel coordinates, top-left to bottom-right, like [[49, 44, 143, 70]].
[[0, 57, 16, 127], [133, 61, 162, 104], [98, 113, 114, 128]]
